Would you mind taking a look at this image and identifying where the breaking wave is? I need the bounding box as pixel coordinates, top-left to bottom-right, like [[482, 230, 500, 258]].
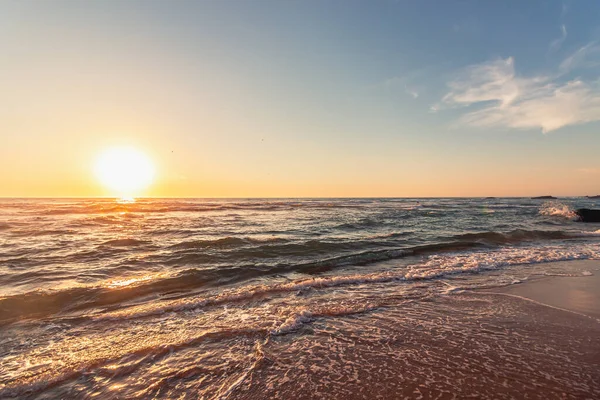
[[539, 202, 578, 220]]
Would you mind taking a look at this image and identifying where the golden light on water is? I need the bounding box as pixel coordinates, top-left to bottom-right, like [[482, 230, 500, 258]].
[[106, 275, 154, 288], [94, 147, 155, 198]]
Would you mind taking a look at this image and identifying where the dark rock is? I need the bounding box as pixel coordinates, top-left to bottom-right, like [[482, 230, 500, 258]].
[[586, 195, 600, 199], [576, 209, 600, 222], [531, 196, 557, 199]]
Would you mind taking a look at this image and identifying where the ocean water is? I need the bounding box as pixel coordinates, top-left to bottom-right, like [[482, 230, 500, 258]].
[[1, 197, 599, 398]]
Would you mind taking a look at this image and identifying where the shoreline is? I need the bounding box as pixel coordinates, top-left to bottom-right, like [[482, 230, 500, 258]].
[[234, 260, 600, 399]]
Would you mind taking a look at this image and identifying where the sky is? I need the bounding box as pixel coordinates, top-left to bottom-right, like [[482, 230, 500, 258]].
[[1, 0, 600, 197]]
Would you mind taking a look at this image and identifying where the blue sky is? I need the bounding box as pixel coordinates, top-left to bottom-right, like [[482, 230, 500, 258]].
[[1, 0, 600, 196]]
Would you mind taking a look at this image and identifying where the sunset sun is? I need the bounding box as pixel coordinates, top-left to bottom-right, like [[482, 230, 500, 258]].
[[94, 147, 155, 197]]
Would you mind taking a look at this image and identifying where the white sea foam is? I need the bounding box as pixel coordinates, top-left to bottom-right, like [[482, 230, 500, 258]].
[[271, 310, 314, 335], [539, 202, 578, 220], [410, 243, 600, 280]]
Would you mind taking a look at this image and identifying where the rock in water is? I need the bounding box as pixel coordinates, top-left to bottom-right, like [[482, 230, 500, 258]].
[[576, 208, 600, 222]]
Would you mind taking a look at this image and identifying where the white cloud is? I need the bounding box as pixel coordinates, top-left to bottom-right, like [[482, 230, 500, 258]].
[[439, 52, 600, 132], [559, 41, 600, 73], [442, 57, 521, 107], [406, 88, 419, 99], [549, 24, 567, 52]]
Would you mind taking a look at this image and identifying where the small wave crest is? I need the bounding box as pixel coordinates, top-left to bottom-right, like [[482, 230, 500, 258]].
[[101, 238, 150, 247], [453, 229, 574, 244], [169, 236, 287, 250]]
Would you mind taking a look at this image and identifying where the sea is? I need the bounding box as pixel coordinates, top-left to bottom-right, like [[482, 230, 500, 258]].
[[1, 197, 599, 399]]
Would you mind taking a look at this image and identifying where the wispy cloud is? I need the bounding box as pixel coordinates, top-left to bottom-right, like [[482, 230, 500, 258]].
[[549, 24, 567, 53], [559, 41, 600, 73], [406, 88, 419, 99], [437, 48, 600, 133], [549, 1, 570, 53]]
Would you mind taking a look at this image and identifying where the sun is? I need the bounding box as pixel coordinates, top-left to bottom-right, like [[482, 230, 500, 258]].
[[94, 147, 155, 197]]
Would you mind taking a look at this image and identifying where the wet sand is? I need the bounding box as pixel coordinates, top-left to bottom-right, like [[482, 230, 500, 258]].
[[487, 259, 600, 319], [233, 261, 600, 399]]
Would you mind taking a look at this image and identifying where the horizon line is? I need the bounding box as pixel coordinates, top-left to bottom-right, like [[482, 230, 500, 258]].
[[0, 195, 597, 200]]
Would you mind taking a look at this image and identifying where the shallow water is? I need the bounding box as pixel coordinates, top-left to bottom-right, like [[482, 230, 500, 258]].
[[1, 197, 599, 398]]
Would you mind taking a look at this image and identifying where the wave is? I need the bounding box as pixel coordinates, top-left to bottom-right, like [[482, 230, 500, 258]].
[[410, 243, 600, 280], [19, 199, 579, 221], [87, 215, 123, 224], [1, 224, 594, 324], [170, 237, 249, 249], [0, 297, 387, 399], [335, 218, 385, 230], [291, 240, 483, 275], [26, 200, 378, 216], [235, 239, 401, 259], [9, 228, 77, 237], [3, 235, 598, 326], [93, 242, 600, 323], [0, 247, 409, 324], [0, 326, 269, 399], [270, 302, 380, 335], [169, 236, 287, 250], [291, 248, 412, 274], [100, 238, 150, 247], [290, 230, 579, 265], [158, 237, 408, 267], [452, 229, 576, 244], [0, 268, 222, 325], [6, 199, 588, 220], [539, 202, 578, 220]]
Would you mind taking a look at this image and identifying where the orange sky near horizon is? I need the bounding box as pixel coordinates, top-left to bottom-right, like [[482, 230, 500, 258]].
[[1, 110, 597, 198], [1, 141, 595, 198]]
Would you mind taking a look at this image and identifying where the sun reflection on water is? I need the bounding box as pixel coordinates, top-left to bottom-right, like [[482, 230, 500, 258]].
[[117, 197, 136, 204], [106, 275, 153, 289]]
